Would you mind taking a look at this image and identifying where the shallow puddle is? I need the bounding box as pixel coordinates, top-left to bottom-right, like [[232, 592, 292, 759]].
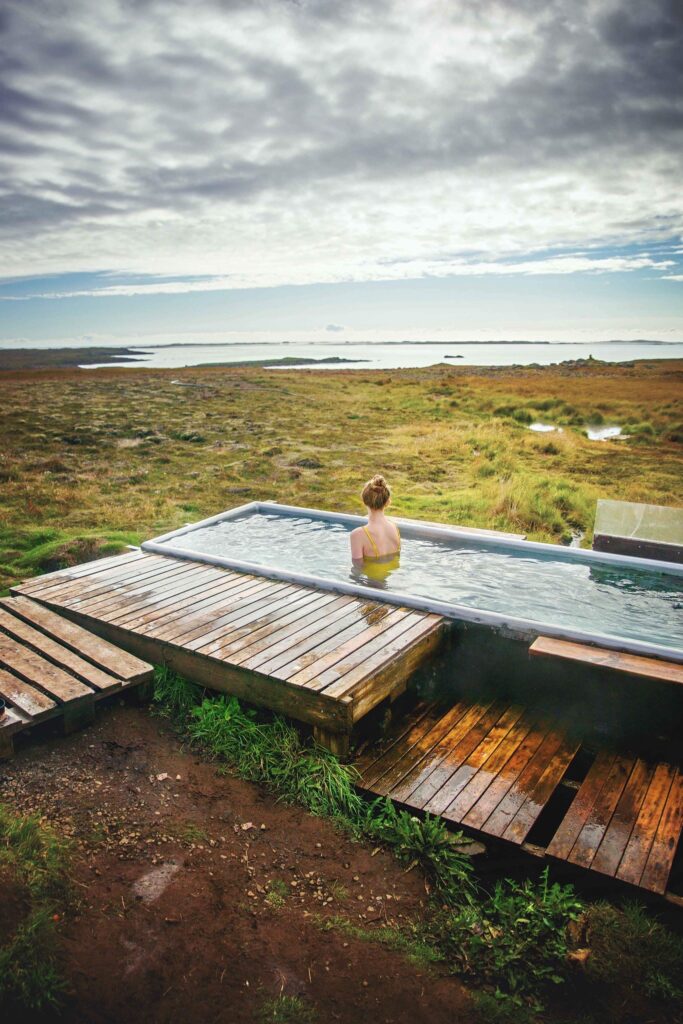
[[585, 425, 622, 440]]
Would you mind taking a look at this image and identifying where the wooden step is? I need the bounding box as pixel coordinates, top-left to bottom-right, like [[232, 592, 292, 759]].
[[529, 636, 683, 686], [0, 597, 154, 758], [0, 596, 152, 683]]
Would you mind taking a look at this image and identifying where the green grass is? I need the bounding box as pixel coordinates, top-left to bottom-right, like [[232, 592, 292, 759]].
[[185, 691, 365, 821], [315, 914, 443, 967], [153, 664, 205, 721], [429, 868, 583, 1006], [0, 803, 71, 1013], [258, 994, 317, 1023], [265, 890, 287, 910], [583, 900, 683, 1003], [328, 881, 348, 901], [176, 823, 210, 845], [364, 797, 476, 899], [0, 525, 138, 576], [265, 878, 290, 908]]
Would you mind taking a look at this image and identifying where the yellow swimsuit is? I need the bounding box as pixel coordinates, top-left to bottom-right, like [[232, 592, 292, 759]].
[[361, 524, 401, 581]]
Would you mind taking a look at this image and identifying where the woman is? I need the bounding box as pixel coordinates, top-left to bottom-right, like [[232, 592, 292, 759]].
[[350, 474, 401, 582]]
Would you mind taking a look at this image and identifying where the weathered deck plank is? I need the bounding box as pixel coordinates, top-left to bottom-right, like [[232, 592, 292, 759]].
[[0, 608, 120, 693], [358, 701, 578, 846], [3, 595, 152, 681], [0, 596, 154, 758], [0, 667, 57, 719], [530, 636, 683, 686], [358, 699, 680, 893], [12, 552, 445, 746], [547, 751, 682, 894]]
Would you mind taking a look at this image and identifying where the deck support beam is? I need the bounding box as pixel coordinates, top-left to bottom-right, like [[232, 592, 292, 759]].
[[313, 726, 350, 758], [0, 727, 15, 760]]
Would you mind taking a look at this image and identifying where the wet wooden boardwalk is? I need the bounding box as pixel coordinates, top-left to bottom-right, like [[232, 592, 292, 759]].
[[356, 700, 683, 896], [12, 551, 445, 754], [0, 595, 153, 758], [356, 700, 580, 846]]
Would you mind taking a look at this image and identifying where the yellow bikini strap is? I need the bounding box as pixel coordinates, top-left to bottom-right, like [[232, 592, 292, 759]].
[[363, 525, 380, 558]]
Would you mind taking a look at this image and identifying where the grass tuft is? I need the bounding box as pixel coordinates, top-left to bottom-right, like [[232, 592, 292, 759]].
[[364, 797, 476, 898], [153, 664, 204, 721], [0, 804, 71, 1012], [429, 868, 583, 1005], [315, 914, 443, 967], [583, 900, 683, 1003], [187, 694, 365, 821], [258, 993, 317, 1023]]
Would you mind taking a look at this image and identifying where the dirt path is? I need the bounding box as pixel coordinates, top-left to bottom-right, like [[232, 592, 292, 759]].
[[1, 705, 476, 1024]]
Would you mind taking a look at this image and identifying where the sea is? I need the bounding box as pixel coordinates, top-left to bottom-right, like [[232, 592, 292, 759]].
[[77, 339, 683, 370]]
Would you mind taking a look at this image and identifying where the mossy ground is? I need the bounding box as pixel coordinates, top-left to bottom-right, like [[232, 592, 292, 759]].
[[0, 358, 681, 592]]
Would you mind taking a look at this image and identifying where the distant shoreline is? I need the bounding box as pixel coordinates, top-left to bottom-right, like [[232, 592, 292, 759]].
[[0, 348, 372, 371], [0, 346, 152, 371]]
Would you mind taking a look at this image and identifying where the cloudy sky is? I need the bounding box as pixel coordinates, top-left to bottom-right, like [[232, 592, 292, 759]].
[[1, 0, 682, 345]]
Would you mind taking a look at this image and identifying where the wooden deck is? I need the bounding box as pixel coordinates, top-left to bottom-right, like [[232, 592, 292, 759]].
[[0, 595, 153, 758], [12, 551, 445, 754], [356, 700, 683, 895], [547, 750, 683, 894], [356, 700, 580, 845]]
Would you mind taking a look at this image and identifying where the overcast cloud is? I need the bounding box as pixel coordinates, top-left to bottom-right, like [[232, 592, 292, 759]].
[[1, 0, 682, 292]]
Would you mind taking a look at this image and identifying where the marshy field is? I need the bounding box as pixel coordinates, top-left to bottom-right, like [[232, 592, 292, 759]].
[[1, 358, 683, 1024], [1, 357, 682, 593]]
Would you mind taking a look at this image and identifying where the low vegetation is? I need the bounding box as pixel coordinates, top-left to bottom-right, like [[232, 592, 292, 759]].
[[0, 803, 71, 1013], [258, 992, 317, 1023], [154, 668, 683, 1021], [315, 913, 443, 967], [582, 901, 683, 1005]]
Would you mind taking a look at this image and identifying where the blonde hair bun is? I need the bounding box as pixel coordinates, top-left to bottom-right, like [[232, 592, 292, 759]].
[[361, 474, 391, 510]]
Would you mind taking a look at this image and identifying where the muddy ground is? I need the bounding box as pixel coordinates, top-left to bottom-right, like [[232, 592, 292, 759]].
[[1, 702, 476, 1024]]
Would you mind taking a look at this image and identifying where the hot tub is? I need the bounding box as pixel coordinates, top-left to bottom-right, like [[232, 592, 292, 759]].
[[142, 501, 683, 663]]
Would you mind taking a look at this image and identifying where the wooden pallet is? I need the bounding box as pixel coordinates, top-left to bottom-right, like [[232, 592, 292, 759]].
[[547, 750, 683, 894], [0, 596, 154, 758], [529, 636, 683, 686], [356, 700, 579, 844], [12, 552, 445, 754]]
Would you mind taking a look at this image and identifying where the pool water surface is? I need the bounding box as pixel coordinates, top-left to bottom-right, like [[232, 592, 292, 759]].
[[150, 509, 683, 655]]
